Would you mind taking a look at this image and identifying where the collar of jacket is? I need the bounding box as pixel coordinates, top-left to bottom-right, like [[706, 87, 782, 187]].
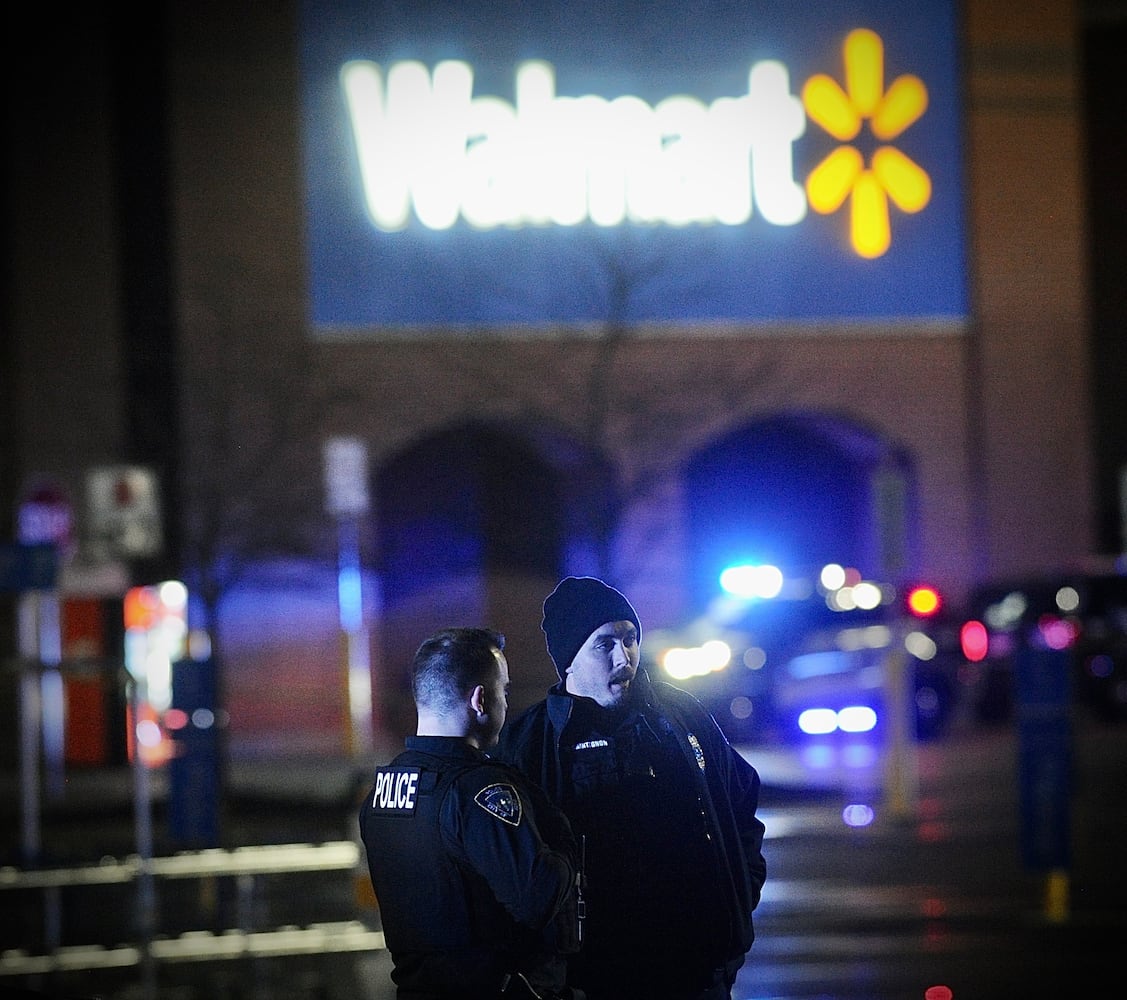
[[544, 668, 661, 742], [404, 734, 490, 763]]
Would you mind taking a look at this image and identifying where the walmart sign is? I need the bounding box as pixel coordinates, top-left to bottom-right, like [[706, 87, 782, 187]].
[[302, 0, 967, 329]]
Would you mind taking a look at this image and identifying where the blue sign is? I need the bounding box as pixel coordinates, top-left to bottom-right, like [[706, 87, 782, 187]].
[[0, 543, 58, 591], [1016, 646, 1072, 871], [301, 0, 967, 329], [168, 658, 221, 848]]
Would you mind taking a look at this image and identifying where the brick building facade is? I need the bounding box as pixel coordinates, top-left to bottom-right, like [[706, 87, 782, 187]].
[[2, 1, 1110, 755]]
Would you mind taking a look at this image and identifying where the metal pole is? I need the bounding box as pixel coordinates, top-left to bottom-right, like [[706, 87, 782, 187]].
[[338, 516, 372, 758], [17, 659, 41, 867], [883, 624, 918, 822], [16, 593, 43, 867], [17, 593, 64, 977], [128, 672, 158, 999], [35, 590, 65, 802]]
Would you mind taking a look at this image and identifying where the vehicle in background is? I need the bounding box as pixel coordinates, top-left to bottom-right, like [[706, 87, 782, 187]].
[[645, 562, 962, 744], [772, 614, 959, 745], [957, 571, 1127, 724]]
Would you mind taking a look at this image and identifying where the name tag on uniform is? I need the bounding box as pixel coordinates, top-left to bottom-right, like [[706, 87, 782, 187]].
[[370, 767, 421, 814]]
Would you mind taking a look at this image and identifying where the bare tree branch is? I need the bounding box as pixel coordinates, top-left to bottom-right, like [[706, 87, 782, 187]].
[[427, 231, 786, 584]]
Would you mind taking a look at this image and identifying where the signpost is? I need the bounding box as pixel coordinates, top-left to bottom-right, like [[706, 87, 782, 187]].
[[882, 624, 918, 822], [323, 437, 373, 758], [2, 542, 60, 870], [168, 658, 220, 847], [1015, 645, 1073, 922]]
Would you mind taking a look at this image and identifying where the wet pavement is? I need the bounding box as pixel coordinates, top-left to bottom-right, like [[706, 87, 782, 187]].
[[736, 719, 1124, 999], [2, 715, 1124, 999]]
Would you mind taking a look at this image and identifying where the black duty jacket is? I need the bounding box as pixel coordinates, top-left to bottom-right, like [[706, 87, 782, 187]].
[[359, 736, 579, 1000], [495, 671, 767, 998]]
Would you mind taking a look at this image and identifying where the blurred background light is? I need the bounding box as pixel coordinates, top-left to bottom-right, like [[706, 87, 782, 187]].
[[842, 803, 875, 828], [837, 705, 878, 732], [798, 708, 838, 734], [719, 563, 784, 599], [906, 584, 941, 617], [960, 620, 989, 661], [819, 563, 847, 591], [662, 639, 732, 679]]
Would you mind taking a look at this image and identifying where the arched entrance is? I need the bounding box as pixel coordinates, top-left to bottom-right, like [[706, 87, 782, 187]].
[[374, 421, 567, 736], [684, 411, 916, 608]]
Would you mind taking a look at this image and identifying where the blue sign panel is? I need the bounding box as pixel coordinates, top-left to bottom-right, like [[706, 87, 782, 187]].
[[168, 658, 221, 848], [1016, 647, 1072, 871], [0, 542, 58, 591], [301, 0, 967, 329]]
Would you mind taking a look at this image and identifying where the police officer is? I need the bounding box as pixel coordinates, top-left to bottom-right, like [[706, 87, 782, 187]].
[[496, 578, 768, 1000], [359, 627, 583, 1000]]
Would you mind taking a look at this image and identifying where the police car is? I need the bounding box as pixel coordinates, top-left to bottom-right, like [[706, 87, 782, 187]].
[[646, 563, 959, 744]]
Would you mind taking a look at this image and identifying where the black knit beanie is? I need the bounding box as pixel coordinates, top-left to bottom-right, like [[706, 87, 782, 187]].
[[541, 577, 641, 678]]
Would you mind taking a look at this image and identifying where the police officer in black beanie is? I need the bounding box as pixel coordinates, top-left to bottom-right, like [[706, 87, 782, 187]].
[[496, 579, 767, 1000], [359, 627, 584, 1000]]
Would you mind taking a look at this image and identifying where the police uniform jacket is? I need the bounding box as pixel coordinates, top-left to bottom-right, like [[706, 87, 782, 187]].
[[359, 736, 579, 1000], [495, 671, 767, 998]]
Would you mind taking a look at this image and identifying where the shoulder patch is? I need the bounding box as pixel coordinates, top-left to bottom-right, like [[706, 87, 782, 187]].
[[474, 783, 523, 826]]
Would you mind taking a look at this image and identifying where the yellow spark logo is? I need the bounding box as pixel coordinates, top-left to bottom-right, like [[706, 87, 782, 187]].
[[802, 29, 931, 258]]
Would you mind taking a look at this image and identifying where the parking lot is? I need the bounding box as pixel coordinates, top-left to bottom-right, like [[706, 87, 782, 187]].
[[4, 707, 1124, 999]]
